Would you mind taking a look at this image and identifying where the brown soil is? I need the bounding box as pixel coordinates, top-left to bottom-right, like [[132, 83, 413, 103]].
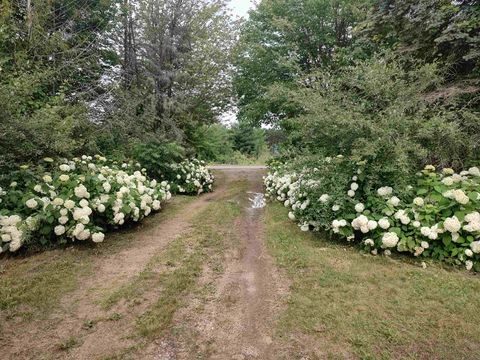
[[139, 167, 289, 360], [1, 167, 288, 360]]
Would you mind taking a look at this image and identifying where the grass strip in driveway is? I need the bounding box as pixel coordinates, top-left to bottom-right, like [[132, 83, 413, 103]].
[[135, 180, 246, 337]]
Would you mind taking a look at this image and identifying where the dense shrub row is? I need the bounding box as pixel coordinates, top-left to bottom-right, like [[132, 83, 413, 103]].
[[171, 159, 215, 195], [265, 157, 480, 271], [0, 155, 214, 253]]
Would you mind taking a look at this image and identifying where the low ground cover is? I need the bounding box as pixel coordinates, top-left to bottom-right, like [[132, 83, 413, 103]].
[[266, 202, 480, 359]]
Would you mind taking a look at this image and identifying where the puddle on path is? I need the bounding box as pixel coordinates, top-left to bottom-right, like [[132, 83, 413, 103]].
[[247, 192, 266, 209]]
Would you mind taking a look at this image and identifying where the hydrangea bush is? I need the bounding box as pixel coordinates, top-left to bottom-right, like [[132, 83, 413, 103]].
[[0, 155, 172, 253], [265, 157, 480, 271], [171, 159, 214, 195]]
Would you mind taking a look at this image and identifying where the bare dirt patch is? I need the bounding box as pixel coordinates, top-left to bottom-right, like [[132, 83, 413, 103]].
[[142, 168, 289, 360]]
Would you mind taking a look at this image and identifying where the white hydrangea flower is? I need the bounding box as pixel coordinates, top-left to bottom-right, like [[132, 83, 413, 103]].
[[64, 199, 75, 209], [470, 241, 480, 254], [413, 197, 424, 207], [347, 190, 355, 197], [388, 196, 400, 207], [381, 232, 399, 248], [350, 182, 359, 191], [43, 175, 53, 183], [463, 212, 480, 232], [354, 203, 365, 213], [414, 246, 424, 257], [352, 215, 370, 233], [466, 260, 473, 271], [300, 200, 310, 210], [79, 199, 89, 207], [468, 167, 480, 177], [59, 174, 70, 182], [465, 249, 473, 257], [421, 226, 432, 237], [319, 194, 330, 203], [26, 198, 38, 209], [364, 238, 374, 246], [74, 184, 90, 199], [421, 241, 429, 249], [378, 218, 390, 229], [367, 220, 378, 230], [443, 216, 461, 233], [452, 189, 469, 205], [2, 234, 11, 242], [300, 223, 309, 232], [9, 237, 22, 252], [152, 200, 161, 210], [54, 225, 66, 236], [52, 198, 64, 206], [103, 182, 112, 193], [332, 204, 340, 211], [377, 186, 393, 196], [92, 232, 105, 243], [394, 209, 410, 225], [442, 177, 454, 186]]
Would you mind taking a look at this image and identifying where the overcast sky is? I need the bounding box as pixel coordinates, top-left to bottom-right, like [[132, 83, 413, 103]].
[[228, 0, 255, 18]]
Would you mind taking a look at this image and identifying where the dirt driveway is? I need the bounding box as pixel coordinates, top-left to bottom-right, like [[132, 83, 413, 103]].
[[1, 166, 288, 360]]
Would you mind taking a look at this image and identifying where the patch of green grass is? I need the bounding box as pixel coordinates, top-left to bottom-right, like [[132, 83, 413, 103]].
[[58, 336, 79, 351], [100, 233, 194, 310], [135, 180, 246, 338], [0, 195, 196, 322], [107, 312, 123, 321], [0, 253, 92, 314], [266, 202, 480, 360]]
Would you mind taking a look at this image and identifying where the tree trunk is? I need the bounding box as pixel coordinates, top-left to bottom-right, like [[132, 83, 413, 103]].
[[26, 0, 33, 40]]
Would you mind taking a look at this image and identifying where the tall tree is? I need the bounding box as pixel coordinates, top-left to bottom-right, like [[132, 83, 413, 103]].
[[359, 0, 480, 82], [0, 0, 116, 169], [100, 0, 237, 148], [233, 0, 373, 126]]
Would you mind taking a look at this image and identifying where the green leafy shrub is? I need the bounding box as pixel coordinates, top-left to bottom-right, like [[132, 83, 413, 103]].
[[170, 159, 214, 195], [273, 56, 479, 189], [131, 141, 185, 181], [265, 157, 480, 271], [0, 156, 171, 253], [188, 124, 235, 162]]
